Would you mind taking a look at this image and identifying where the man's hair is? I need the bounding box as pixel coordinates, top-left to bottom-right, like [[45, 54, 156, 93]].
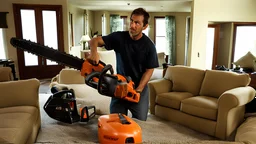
[[131, 8, 150, 26]]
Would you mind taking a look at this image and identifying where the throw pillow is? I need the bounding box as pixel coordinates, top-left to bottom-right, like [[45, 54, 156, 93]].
[[233, 51, 256, 70]]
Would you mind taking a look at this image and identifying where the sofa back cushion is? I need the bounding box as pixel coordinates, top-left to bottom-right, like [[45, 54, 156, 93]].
[[199, 70, 251, 98], [164, 65, 205, 95], [59, 69, 85, 84], [98, 50, 116, 74]]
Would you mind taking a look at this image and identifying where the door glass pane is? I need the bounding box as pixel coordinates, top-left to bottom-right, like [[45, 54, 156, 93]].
[[155, 18, 166, 53], [206, 28, 215, 70], [0, 29, 6, 59], [21, 9, 38, 66], [234, 26, 256, 62], [155, 37, 166, 53], [43, 10, 58, 65], [156, 18, 166, 36]]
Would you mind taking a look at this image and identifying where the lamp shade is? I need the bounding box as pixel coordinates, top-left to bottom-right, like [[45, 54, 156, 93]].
[[80, 35, 91, 42]]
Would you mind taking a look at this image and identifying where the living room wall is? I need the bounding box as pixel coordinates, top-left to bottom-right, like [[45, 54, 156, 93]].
[[0, 0, 69, 78], [91, 11, 190, 65], [68, 4, 84, 47], [189, 0, 256, 69], [217, 23, 233, 68]]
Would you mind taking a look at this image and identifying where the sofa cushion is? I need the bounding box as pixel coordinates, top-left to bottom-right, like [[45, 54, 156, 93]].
[[164, 66, 205, 96], [156, 92, 193, 110], [199, 70, 250, 98], [181, 96, 218, 121], [233, 51, 256, 70], [235, 116, 256, 143], [58, 69, 85, 84], [0, 106, 39, 144]]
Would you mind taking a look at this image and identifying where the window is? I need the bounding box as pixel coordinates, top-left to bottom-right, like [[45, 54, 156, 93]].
[[233, 25, 256, 62], [110, 15, 127, 33], [120, 16, 127, 31], [155, 17, 166, 53], [102, 13, 106, 36], [143, 26, 149, 37], [0, 28, 6, 59]]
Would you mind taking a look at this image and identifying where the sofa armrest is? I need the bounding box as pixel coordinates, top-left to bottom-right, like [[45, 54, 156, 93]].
[[216, 86, 255, 139], [218, 86, 255, 109], [0, 78, 40, 108], [148, 78, 172, 114]]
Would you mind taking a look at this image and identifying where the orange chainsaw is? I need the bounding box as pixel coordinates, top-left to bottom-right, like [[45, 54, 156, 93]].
[[10, 37, 140, 103]]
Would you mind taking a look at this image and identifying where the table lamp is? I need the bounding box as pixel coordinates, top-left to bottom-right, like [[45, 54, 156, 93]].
[[80, 35, 91, 50]]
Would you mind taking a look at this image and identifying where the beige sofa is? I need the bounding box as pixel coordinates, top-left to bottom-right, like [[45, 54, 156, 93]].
[[0, 78, 41, 144], [148, 65, 255, 140]]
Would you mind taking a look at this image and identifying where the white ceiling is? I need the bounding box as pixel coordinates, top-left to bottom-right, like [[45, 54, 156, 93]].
[[68, 0, 192, 12]]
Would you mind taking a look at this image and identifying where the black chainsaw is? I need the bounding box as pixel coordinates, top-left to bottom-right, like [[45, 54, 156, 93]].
[[10, 37, 140, 103]]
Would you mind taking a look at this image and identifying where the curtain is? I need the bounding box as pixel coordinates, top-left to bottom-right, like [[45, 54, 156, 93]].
[[110, 14, 121, 33], [165, 16, 176, 65]]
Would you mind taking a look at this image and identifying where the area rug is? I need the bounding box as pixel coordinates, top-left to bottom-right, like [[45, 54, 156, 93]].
[[36, 94, 241, 144]]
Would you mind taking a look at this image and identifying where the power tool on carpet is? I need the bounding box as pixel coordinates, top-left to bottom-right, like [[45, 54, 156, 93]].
[[98, 113, 142, 144], [44, 89, 96, 124], [10, 37, 140, 103]]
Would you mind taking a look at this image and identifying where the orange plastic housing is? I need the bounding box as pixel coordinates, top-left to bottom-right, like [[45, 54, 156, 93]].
[[114, 74, 140, 103], [98, 114, 142, 144], [80, 60, 105, 77]]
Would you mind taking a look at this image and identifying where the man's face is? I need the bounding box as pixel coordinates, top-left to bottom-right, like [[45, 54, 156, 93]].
[[129, 14, 147, 38]]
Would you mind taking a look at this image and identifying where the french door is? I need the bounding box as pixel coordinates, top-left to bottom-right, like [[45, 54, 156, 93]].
[[13, 4, 64, 79]]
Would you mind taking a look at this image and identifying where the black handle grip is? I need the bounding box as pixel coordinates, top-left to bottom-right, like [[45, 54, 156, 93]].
[[97, 64, 114, 94], [85, 71, 101, 89], [118, 113, 130, 124]]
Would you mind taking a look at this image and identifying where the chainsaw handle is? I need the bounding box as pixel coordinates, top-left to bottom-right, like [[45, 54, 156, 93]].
[[52, 89, 75, 99], [85, 71, 101, 89], [80, 59, 107, 77], [97, 64, 114, 94]]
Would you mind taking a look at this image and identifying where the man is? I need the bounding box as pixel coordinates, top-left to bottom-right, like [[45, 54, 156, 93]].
[[87, 8, 159, 121]]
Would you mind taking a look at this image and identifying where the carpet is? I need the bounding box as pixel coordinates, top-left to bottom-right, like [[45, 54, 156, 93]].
[[39, 79, 51, 94], [36, 94, 242, 144]]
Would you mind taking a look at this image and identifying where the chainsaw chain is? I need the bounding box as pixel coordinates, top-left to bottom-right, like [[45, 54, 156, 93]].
[[10, 37, 84, 70]]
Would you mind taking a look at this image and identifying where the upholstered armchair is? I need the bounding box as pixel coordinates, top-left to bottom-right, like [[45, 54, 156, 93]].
[[0, 78, 41, 143], [0, 67, 12, 82]]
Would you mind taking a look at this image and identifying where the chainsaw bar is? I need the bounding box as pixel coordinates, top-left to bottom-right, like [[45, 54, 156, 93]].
[[10, 37, 84, 70]]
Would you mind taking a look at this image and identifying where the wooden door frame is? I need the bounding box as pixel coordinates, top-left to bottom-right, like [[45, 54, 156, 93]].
[[208, 24, 220, 70], [13, 4, 64, 79], [154, 16, 165, 44]]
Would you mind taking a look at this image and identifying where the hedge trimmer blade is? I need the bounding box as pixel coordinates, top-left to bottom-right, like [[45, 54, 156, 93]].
[[10, 37, 84, 70]]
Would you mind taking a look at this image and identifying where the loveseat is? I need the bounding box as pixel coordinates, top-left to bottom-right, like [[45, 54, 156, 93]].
[[0, 78, 41, 144], [148, 65, 255, 140]]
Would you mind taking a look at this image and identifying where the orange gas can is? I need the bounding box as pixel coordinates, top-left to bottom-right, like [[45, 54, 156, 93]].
[[98, 113, 142, 144]]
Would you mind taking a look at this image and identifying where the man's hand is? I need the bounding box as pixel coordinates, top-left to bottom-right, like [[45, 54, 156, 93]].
[[88, 36, 105, 65], [136, 68, 154, 93], [87, 52, 100, 65]]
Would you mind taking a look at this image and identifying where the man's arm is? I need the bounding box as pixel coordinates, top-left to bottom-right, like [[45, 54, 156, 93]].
[[135, 68, 154, 92], [87, 36, 105, 64]]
